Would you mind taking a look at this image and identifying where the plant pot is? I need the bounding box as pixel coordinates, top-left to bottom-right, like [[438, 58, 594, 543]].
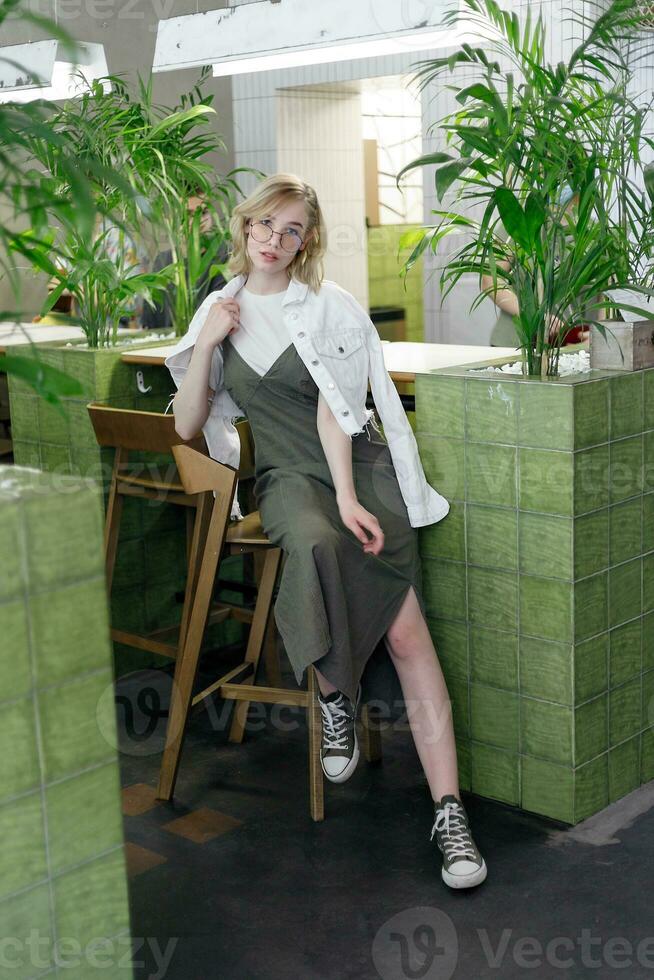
[[0, 464, 131, 968], [414, 358, 654, 824]]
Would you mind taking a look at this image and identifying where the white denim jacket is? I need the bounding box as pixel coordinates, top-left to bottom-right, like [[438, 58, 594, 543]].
[[164, 273, 450, 528]]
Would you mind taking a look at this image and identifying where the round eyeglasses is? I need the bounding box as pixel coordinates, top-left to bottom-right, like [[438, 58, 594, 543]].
[[248, 219, 303, 253]]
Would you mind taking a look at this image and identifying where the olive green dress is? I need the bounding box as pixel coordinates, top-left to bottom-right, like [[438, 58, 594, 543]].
[[222, 335, 429, 709]]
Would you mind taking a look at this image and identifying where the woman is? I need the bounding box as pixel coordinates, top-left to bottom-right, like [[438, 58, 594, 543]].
[[168, 173, 487, 890]]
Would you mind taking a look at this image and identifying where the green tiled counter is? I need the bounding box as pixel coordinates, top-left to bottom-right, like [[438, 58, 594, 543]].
[[416, 363, 654, 824], [7, 342, 247, 677], [0, 465, 132, 977]]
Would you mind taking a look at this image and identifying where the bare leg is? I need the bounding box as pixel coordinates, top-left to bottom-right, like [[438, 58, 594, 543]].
[[385, 585, 460, 803], [314, 666, 338, 697]]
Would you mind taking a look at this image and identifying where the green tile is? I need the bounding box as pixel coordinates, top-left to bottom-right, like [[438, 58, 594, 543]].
[[522, 698, 573, 764], [574, 378, 609, 450], [0, 884, 54, 979], [575, 571, 608, 641], [469, 626, 518, 690], [610, 436, 643, 503], [53, 848, 131, 953], [468, 566, 517, 631], [642, 725, 654, 782], [645, 369, 654, 429], [465, 376, 518, 443], [38, 669, 116, 781], [574, 754, 609, 822], [470, 684, 519, 750], [645, 553, 654, 613], [574, 509, 609, 579], [575, 693, 608, 764], [642, 669, 654, 730], [448, 676, 470, 737], [609, 498, 643, 565], [420, 500, 465, 561], [574, 633, 609, 704], [520, 636, 573, 704], [415, 376, 464, 437], [521, 755, 574, 823], [46, 762, 124, 874], [609, 676, 642, 745], [609, 735, 640, 803], [574, 444, 610, 514], [40, 442, 72, 474], [0, 793, 47, 901], [9, 395, 40, 442], [520, 575, 573, 642], [645, 430, 654, 494], [422, 558, 467, 622], [0, 698, 40, 804], [37, 396, 69, 444], [644, 493, 654, 554], [24, 488, 105, 592], [609, 620, 642, 687], [466, 443, 516, 506], [428, 618, 469, 682], [113, 537, 146, 592], [12, 441, 41, 469], [519, 448, 573, 516], [66, 398, 101, 451], [0, 502, 25, 603], [644, 612, 654, 671], [518, 380, 573, 450], [610, 372, 643, 439], [30, 579, 111, 688], [456, 737, 471, 792], [467, 504, 517, 569], [0, 600, 31, 703], [415, 435, 465, 499], [471, 741, 519, 804], [609, 559, 641, 629], [519, 512, 572, 579]]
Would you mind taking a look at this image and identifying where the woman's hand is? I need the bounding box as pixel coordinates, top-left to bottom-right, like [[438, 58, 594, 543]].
[[337, 495, 385, 555], [196, 298, 241, 351]]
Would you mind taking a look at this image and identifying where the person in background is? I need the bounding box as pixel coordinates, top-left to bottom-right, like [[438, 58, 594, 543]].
[[141, 188, 228, 330], [482, 187, 590, 346]]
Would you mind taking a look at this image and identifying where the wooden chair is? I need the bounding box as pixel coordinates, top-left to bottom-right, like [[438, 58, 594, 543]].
[[159, 443, 384, 822]]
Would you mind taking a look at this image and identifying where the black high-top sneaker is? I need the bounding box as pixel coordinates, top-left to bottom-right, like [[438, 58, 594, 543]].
[[317, 684, 361, 783], [430, 794, 488, 889]]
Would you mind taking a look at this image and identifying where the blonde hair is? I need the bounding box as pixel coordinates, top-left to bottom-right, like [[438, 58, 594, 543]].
[[226, 173, 326, 293]]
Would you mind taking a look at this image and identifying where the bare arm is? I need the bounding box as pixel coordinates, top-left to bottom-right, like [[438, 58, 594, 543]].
[[172, 297, 241, 441], [481, 259, 519, 317], [316, 391, 384, 555]]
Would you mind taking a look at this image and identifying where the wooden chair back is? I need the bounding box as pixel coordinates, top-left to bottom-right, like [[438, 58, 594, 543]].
[[87, 403, 206, 454]]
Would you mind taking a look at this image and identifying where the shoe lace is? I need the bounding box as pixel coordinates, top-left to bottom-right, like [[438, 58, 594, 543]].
[[319, 696, 350, 750], [430, 802, 477, 860]]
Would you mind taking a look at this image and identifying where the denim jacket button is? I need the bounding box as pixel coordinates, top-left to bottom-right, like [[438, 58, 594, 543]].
[[298, 331, 305, 338], [341, 410, 349, 416], [311, 359, 319, 366]]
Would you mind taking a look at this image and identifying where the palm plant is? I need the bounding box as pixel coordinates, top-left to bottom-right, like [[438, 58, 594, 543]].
[[398, 0, 654, 376]]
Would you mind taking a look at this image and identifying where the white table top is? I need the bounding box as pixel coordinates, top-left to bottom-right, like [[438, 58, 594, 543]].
[[120, 340, 521, 379], [0, 323, 87, 352]]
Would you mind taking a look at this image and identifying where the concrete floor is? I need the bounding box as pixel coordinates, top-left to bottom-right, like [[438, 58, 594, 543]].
[[116, 649, 654, 980]]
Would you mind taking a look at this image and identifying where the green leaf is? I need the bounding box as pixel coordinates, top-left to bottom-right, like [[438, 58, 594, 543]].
[[435, 158, 474, 200]]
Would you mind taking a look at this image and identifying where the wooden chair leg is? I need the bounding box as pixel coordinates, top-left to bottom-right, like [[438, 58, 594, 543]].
[[178, 492, 213, 651], [307, 666, 324, 822], [104, 447, 127, 595], [157, 496, 231, 800], [228, 546, 283, 744], [253, 550, 282, 688], [361, 702, 383, 763]]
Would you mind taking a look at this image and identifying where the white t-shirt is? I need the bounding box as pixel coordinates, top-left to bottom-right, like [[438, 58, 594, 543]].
[[209, 285, 291, 386]]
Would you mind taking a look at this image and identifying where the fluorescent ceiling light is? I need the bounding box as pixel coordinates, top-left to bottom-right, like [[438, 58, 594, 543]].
[[153, 0, 462, 76], [0, 40, 110, 103]]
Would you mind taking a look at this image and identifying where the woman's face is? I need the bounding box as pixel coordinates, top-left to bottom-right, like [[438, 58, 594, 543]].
[[245, 199, 311, 275]]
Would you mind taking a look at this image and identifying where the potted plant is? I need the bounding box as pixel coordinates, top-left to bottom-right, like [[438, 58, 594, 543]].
[[393, 0, 654, 824]]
